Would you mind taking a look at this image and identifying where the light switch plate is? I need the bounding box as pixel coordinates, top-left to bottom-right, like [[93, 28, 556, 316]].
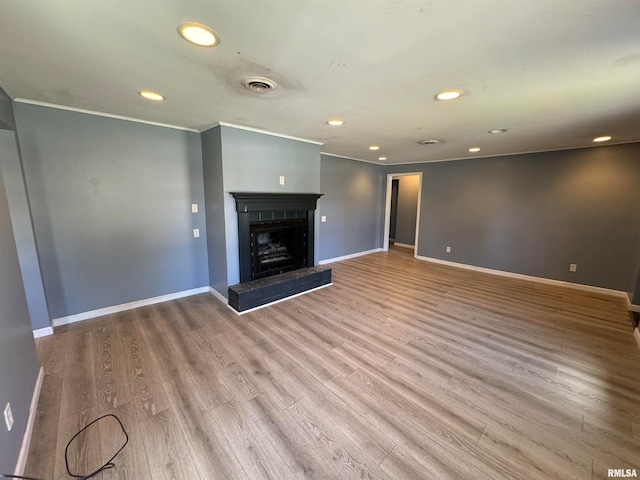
[[321, 215, 327, 222], [191, 204, 198, 213], [279, 176, 285, 185], [4, 403, 13, 431], [193, 229, 200, 238]]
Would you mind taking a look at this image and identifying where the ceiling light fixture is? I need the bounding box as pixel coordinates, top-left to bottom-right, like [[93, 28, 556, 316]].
[[369, 145, 380, 150], [488, 129, 508, 134], [138, 90, 165, 101], [418, 139, 444, 145], [593, 135, 612, 143], [177, 22, 220, 47], [378, 156, 387, 161], [327, 119, 344, 126], [435, 89, 464, 101], [468, 147, 481, 153]]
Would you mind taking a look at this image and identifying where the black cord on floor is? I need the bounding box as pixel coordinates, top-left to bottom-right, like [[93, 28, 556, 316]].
[[0, 475, 45, 480], [1, 414, 128, 480]]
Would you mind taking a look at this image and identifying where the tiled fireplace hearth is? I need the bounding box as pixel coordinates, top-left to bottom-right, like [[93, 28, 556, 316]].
[[228, 192, 332, 312]]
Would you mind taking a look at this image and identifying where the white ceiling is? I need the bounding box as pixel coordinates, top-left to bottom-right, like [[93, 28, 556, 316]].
[[1, 1, 639, 164]]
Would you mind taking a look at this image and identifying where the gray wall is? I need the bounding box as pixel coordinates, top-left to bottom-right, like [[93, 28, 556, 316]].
[[318, 154, 385, 261], [0, 130, 50, 330], [201, 127, 228, 296], [14, 103, 209, 319], [388, 143, 640, 292], [0, 90, 40, 473], [219, 126, 321, 194], [214, 126, 321, 289], [394, 174, 420, 246]]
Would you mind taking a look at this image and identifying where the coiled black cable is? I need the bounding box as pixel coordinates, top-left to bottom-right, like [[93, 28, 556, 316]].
[[1, 414, 128, 480]]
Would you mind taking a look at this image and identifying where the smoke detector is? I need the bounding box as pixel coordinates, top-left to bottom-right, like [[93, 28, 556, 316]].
[[418, 139, 444, 145], [241, 76, 278, 93]]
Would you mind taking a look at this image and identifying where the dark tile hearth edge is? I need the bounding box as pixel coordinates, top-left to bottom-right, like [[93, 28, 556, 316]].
[[228, 265, 332, 312]]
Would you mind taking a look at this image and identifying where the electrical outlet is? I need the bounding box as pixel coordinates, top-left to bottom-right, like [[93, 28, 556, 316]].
[[569, 263, 577, 272], [446, 246, 451, 253], [191, 204, 198, 213], [321, 215, 327, 223], [4, 403, 14, 431], [193, 229, 200, 238], [279, 176, 285, 185]]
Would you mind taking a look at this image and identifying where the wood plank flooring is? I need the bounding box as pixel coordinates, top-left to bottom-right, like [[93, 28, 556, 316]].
[[25, 247, 640, 479]]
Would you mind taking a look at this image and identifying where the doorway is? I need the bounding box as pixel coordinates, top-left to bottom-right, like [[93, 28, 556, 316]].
[[383, 173, 422, 256]]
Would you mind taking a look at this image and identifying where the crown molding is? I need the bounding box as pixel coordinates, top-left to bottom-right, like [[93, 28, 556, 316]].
[[13, 98, 199, 132], [202, 121, 323, 145], [320, 151, 383, 165]]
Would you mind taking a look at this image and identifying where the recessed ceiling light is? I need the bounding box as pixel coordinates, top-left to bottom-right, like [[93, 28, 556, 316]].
[[138, 90, 165, 101], [177, 23, 220, 47], [378, 156, 387, 161], [488, 129, 508, 134], [327, 119, 344, 126], [435, 90, 464, 101], [593, 135, 612, 143], [369, 145, 380, 150], [468, 147, 481, 153]]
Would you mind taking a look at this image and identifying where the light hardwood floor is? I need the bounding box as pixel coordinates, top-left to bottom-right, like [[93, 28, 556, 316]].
[[26, 247, 640, 479]]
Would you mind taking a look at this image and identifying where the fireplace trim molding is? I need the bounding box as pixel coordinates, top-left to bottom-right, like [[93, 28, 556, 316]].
[[230, 192, 323, 213], [230, 192, 323, 283]]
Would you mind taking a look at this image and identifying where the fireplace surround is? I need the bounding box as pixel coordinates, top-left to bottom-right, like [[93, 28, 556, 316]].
[[231, 192, 323, 283], [228, 192, 331, 312]]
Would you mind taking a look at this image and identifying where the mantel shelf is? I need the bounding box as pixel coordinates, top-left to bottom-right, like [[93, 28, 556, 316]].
[[230, 192, 323, 213]]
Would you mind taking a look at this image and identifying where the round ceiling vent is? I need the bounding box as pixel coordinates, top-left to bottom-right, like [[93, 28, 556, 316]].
[[241, 76, 278, 93], [418, 139, 444, 145]]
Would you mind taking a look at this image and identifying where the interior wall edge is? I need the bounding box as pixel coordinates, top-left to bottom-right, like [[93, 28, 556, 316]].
[[208, 286, 228, 303], [0, 128, 51, 331], [12, 366, 44, 477]]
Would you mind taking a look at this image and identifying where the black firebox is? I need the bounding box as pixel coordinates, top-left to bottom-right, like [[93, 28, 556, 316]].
[[250, 218, 307, 279], [231, 192, 323, 283]]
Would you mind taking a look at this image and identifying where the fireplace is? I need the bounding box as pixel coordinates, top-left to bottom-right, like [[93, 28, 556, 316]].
[[228, 192, 331, 312], [251, 218, 307, 279], [230, 192, 323, 283]]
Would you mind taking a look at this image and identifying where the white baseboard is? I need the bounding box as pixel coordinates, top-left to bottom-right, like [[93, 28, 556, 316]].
[[319, 248, 382, 265], [52, 287, 210, 327], [230, 283, 333, 316], [634, 328, 640, 352], [415, 255, 629, 299], [32, 326, 53, 338], [393, 242, 415, 249], [14, 366, 44, 476], [208, 286, 228, 304]]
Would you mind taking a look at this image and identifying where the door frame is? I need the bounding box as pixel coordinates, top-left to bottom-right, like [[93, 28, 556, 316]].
[[383, 172, 422, 257]]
